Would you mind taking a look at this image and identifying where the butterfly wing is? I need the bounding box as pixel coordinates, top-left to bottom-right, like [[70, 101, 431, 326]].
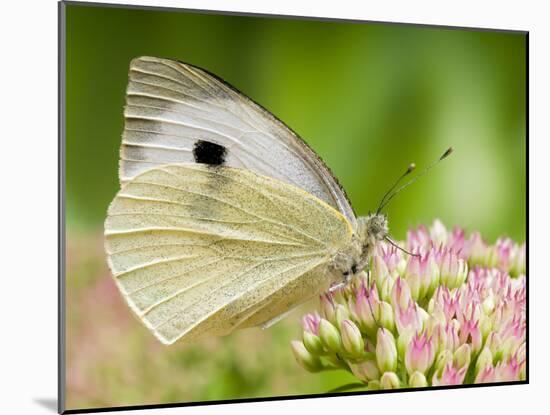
[[105, 163, 353, 344], [121, 56, 356, 226]]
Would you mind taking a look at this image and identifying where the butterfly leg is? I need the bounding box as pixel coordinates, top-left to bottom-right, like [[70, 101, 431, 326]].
[[329, 280, 346, 293]]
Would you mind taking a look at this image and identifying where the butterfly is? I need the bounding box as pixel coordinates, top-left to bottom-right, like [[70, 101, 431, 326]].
[[104, 56, 451, 345]]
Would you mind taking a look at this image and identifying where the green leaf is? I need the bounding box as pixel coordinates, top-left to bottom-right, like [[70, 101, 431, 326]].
[[327, 382, 368, 393]]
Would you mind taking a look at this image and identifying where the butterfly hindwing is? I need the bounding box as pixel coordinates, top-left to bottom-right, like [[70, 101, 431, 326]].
[[105, 164, 353, 344]]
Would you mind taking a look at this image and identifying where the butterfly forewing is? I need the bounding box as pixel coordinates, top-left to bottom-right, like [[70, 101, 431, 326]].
[[121, 56, 356, 226], [105, 164, 353, 344]]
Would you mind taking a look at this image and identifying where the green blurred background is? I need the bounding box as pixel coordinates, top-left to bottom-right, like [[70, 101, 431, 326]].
[[64, 2, 526, 411]]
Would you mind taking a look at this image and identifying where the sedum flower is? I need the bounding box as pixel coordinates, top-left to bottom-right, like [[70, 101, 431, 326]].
[[475, 365, 498, 383], [291, 340, 323, 372], [303, 330, 324, 355], [432, 362, 468, 386], [341, 320, 365, 358], [409, 371, 428, 387], [380, 371, 400, 389], [320, 293, 336, 324], [475, 346, 493, 376], [395, 297, 424, 335], [437, 249, 468, 289], [376, 328, 398, 373], [318, 318, 343, 354], [404, 253, 439, 301], [453, 343, 471, 370], [378, 301, 395, 331], [404, 332, 436, 375], [372, 254, 392, 293], [291, 220, 526, 389], [350, 359, 381, 382]]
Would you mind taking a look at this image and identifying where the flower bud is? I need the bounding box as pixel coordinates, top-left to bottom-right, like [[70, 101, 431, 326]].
[[478, 313, 493, 340], [378, 301, 395, 331], [302, 313, 321, 334], [350, 358, 380, 382], [391, 277, 412, 311], [485, 331, 501, 355], [380, 244, 405, 274], [376, 328, 397, 373], [515, 343, 526, 368], [434, 349, 453, 374], [395, 299, 423, 335], [495, 359, 522, 382], [303, 330, 324, 355], [396, 258, 407, 276], [332, 286, 348, 303], [408, 371, 428, 387], [291, 341, 322, 372], [494, 238, 515, 271], [439, 251, 468, 289], [459, 318, 482, 355], [468, 232, 487, 265], [475, 347, 493, 376], [418, 307, 430, 325], [318, 318, 342, 353], [430, 219, 448, 246], [341, 319, 364, 358], [404, 258, 422, 301], [405, 332, 436, 375], [380, 371, 400, 389], [484, 245, 499, 268], [379, 277, 394, 303], [450, 226, 466, 250], [372, 254, 391, 293], [430, 323, 446, 355], [335, 304, 351, 328], [404, 254, 439, 301], [475, 365, 496, 383], [453, 343, 471, 370], [482, 294, 496, 315], [500, 335, 521, 362], [443, 320, 461, 352], [397, 328, 414, 360], [510, 243, 526, 277], [320, 293, 336, 323], [433, 362, 467, 386], [355, 286, 379, 334], [426, 260, 441, 298]]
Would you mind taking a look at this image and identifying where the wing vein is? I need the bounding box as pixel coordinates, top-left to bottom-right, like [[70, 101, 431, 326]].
[[154, 256, 323, 331], [113, 254, 201, 278]]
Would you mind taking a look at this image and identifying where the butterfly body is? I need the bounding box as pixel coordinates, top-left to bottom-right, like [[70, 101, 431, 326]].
[[329, 214, 388, 286]]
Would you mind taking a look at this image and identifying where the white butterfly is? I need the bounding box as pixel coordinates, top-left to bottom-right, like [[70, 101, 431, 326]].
[[104, 56, 450, 345]]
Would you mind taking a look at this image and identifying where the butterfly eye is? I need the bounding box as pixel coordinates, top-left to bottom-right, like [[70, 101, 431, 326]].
[[351, 264, 357, 274], [343, 271, 350, 277]]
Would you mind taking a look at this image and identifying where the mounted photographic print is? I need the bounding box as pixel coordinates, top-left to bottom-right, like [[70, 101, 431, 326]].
[[59, 1, 528, 413]]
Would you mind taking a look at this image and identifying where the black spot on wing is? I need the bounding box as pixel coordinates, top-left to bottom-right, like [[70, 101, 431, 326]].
[[192, 140, 227, 166]]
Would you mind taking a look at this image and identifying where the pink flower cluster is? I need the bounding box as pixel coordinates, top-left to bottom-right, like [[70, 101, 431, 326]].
[[291, 220, 526, 389]]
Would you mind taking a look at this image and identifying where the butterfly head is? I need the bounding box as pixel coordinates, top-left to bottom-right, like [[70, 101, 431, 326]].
[[329, 213, 388, 286], [359, 213, 389, 243], [354, 213, 389, 269]]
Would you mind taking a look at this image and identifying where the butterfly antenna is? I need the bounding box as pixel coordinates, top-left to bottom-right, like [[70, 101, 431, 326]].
[[385, 236, 420, 257], [376, 163, 416, 215], [378, 147, 453, 212]]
